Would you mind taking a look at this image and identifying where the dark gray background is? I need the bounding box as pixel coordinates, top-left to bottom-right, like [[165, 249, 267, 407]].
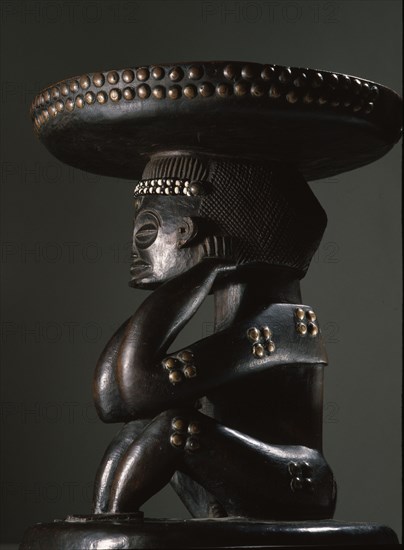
[[0, 0, 402, 545]]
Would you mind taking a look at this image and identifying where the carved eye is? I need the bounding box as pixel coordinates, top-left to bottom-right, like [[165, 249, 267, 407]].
[[135, 212, 159, 249]]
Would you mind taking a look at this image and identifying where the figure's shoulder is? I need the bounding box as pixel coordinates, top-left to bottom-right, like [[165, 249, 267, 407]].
[[240, 303, 328, 365]]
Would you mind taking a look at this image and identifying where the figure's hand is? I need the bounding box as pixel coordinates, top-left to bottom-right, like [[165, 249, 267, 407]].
[[200, 256, 238, 278]]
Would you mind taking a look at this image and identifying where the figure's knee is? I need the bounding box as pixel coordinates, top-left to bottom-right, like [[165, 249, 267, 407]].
[[151, 408, 204, 454], [285, 452, 337, 519], [106, 408, 202, 513]]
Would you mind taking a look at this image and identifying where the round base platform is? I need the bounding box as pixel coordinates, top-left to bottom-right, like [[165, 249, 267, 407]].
[[20, 515, 399, 549]]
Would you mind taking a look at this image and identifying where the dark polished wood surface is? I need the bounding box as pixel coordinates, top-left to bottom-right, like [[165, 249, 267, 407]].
[[30, 61, 402, 181], [21, 62, 402, 548]]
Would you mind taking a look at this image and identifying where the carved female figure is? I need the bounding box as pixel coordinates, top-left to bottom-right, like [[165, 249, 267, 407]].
[[92, 153, 336, 519]]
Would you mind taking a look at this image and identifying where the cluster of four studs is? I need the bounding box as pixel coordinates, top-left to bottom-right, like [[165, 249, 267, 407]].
[[295, 308, 318, 336], [247, 326, 276, 358], [162, 350, 197, 385], [170, 417, 201, 452], [288, 461, 313, 493]]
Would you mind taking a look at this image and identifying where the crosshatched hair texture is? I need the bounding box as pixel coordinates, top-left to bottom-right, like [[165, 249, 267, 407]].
[[142, 154, 327, 276]]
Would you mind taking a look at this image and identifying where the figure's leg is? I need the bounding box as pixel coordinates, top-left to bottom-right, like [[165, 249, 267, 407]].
[[107, 410, 187, 513], [107, 409, 336, 519], [92, 419, 150, 513], [171, 471, 227, 518], [179, 413, 336, 520]]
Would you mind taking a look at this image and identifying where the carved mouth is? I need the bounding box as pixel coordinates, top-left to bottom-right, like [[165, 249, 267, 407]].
[[130, 259, 151, 278]]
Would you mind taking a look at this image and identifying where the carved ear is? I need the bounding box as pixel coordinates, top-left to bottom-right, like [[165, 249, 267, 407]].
[[177, 217, 198, 249]]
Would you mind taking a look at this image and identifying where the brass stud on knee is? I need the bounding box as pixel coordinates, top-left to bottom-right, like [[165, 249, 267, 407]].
[[172, 417, 187, 432], [184, 365, 197, 378], [168, 370, 183, 384], [170, 433, 185, 448], [288, 460, 314, 493], [188, 421, 201, 435], [170, 417, 201, 451], [185, 436, 201, 452]]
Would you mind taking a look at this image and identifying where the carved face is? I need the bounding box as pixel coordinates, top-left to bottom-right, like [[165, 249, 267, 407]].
[[130, 196, 204, 288]]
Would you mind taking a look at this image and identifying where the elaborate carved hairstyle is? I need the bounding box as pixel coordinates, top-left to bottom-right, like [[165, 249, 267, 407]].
[[140, 154, 327, 277]]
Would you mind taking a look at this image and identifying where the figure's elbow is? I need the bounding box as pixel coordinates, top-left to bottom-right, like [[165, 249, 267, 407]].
[[117, 359, 169, 419], [93, 365, 132, 423]]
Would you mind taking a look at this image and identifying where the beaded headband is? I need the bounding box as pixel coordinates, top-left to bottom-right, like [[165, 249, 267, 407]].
[[134, 178, 206, 197]]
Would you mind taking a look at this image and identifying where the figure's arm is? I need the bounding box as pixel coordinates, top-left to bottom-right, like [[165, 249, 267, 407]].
[[116, 259, 235, 417], [117, 274, 327, 419], [93, 318, 132, 423], [95, 257, 327, 421], [94, 259, 235, 422]]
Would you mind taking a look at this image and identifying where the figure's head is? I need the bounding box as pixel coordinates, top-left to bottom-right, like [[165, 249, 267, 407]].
[[130, 153, 327, 288], [130, 195, 221, 288]]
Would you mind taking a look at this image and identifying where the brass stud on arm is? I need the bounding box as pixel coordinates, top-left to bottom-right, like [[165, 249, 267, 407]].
[[267, 341, 276, 353], [306, 310, 317, 322], [253, 344, 265, 358], [295, 308, 305, 320], [296, 322, 308, 336], [261, 326, 272, 340], [247, 327, 260, 342]]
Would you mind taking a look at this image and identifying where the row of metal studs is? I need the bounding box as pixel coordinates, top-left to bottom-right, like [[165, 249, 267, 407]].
[[32, 84, 376, 130], [32, 63, 380, 102], [133, 178, 206, 197], [31, 64, 379, 130]]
